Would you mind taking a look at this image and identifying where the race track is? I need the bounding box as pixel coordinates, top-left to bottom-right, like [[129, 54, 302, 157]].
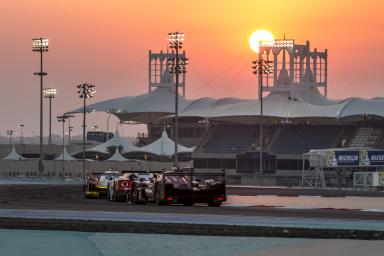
[[0, 184, 383, 221]]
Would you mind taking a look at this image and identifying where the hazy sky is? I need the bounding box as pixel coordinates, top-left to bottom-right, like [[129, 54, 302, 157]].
[[0, 0, 383, 138]]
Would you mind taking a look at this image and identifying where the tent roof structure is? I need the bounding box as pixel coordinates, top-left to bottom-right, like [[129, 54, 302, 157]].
[[105, 149, 128, 162], [55, 147, 77, 161], [123, 130, 194, 156], [3, 146, 25, 160], [86, 130, 142, 154]]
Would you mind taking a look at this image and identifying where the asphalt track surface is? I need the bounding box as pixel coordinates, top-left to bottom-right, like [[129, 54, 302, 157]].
[[0, 184, 383, 221]]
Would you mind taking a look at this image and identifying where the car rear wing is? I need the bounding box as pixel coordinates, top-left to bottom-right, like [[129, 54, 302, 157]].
[[87, 171, 120, 176], [163, 172, 225, 177]]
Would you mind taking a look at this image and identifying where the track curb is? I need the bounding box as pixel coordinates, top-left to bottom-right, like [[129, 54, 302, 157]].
[[0, 217, 383, 240]]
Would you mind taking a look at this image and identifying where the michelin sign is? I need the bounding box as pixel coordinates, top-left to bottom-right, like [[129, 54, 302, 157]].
[[326, 150, 384, 167], [359, 150, 384, 166]]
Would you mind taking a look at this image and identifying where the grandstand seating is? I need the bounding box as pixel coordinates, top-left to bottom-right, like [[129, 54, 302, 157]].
[[374, 130, 384, 148], [199, 124, 383, 155], [270, 125, 341, 154], [350, 127, 384, 148], [203, 125, 259, 153]]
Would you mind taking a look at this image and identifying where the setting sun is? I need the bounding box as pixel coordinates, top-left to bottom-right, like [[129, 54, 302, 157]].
[[249, 30, 274, 53]]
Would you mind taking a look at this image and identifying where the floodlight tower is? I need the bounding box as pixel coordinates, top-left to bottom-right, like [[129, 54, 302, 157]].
[[57, 115, 68, 177], [43, 88, 56, 145], [252, 40, 274, 184], [32, 38, 49, 176], [77, 83, 96, 180], [252, 38, 294, 184], [168, 32, 188, 168]]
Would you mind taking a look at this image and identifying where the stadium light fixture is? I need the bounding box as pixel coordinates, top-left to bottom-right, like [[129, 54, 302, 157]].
[[6, 130, 14, 146], [32, 37, 49, 177], [168, 31, 188, 168], [43, 88, 57, 145], [252, 46, 274, 184], [57, 115, 69, 177], [77, 83, 96, 180], [273, 39, 294, 48]]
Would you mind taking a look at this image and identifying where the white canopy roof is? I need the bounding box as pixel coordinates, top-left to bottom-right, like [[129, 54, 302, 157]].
[[55, 147, 77, 161], [86, 130, 141, 154], [123, 130, 194, 156], [69, 87, 191, 123], [106, 149, 128, 162], [178, 87, 384, 120], [3, 146, 25, 160], [67, 83, 384, 124]]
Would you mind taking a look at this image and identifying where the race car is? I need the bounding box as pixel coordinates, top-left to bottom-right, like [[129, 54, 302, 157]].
[[130, 168, 226, 207], [107, 172, 153, 202], [84, 170, 120, 198]]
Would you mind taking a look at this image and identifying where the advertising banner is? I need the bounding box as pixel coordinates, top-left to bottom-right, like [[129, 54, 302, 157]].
[[327, 150, 359, 167], [323, 149, 384, 168], [359, 150, 384, 166]]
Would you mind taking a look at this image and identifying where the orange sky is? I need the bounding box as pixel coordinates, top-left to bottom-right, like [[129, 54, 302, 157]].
[[0, 0, 383, 137]]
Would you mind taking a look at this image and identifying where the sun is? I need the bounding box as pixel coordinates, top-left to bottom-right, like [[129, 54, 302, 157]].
[[249, 30, 274, 53]]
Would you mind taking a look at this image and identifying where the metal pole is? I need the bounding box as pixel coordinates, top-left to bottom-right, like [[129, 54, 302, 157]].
[[107, 112, 111, 141], [68, 116, 72, 144], [62, 119, 65, 177], [39, 48, 44, 177], [19, 125, 24, 144], [174, 46, 179, 168], [258, 50, 264, 185], [48, 97, 52, 145], [82, 96, 86, 180]]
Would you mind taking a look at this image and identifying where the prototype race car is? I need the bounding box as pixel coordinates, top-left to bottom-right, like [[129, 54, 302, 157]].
[[107, 172, 153, 202], [84, 170, 120, 198], [130, 168, 226, 207]]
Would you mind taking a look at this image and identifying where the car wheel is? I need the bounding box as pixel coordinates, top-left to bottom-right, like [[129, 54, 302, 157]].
[[155, 186, 163, 205]]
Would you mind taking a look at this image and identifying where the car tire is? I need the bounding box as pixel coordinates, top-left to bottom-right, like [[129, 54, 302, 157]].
[[155, 187, 167, 206]]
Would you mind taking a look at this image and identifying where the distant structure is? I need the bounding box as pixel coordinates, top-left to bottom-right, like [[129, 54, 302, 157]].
[[148, 50, 187, 96], [259, 38, 328, 98], [65, 37, 384, 188]]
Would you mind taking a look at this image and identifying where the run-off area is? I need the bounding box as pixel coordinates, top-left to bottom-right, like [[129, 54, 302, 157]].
[[1, 229, 384, 256]]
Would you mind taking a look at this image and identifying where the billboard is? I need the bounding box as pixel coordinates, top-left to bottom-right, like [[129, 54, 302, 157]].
[[359, 150, 384, 166], [325, 149, 384, 167], [327, 150, 359, 167]]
